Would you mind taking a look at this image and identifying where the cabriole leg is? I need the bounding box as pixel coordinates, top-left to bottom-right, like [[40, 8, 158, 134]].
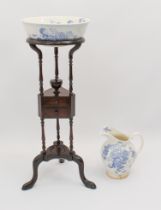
[[22, 153, 44, 190], [72, 154, 96, 189]]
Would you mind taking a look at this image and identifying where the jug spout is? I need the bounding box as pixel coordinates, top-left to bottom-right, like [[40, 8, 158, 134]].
[[103, 127, 113, 139], [103, 126, 112, 135]]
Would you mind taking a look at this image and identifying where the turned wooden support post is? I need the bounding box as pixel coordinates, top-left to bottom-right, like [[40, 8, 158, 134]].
[[54, 47, 59, 81], [40, 118, 46, 153], [50, 47, 63, 95], [68, 43, 81, 152], [50, 47, 62, 144], [29, 44, 44, 95], [69, 43, 81, 95], [69, 118, 73, 152], [29, 44, 46, 153]]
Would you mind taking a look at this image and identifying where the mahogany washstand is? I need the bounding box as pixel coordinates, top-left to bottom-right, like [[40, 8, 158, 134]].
[[22, 38, 96, 190]]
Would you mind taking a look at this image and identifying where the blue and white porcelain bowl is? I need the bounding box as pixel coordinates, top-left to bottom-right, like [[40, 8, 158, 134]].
[[23, 16, 90, 41]]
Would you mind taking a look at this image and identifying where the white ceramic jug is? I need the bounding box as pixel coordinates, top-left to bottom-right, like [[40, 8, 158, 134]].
[[101, 127, 144, 179]]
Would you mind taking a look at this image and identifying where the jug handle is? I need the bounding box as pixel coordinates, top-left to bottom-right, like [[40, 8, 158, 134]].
[[130, 132, 144, 154]]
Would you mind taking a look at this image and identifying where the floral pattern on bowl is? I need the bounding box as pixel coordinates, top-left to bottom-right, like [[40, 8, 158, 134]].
[[31, 27, 77, 41], [23, 16, 90, 41]]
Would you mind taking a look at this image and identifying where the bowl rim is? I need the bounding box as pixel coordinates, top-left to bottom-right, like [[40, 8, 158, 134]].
[[22, 16, 90, 26]]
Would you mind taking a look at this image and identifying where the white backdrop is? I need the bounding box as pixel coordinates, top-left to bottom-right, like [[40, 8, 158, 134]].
[[0, 0, 161, 209]]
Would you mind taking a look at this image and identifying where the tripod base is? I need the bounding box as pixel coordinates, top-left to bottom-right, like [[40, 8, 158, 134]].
[[22, 141, 96, 190]]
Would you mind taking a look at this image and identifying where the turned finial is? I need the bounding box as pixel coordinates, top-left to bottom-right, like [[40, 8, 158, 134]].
[[50, 79, 63, 95]]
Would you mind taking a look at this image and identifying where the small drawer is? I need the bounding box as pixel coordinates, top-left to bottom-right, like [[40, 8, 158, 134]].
[[42, 97, 69, 108], [42, 107, 70, 118]]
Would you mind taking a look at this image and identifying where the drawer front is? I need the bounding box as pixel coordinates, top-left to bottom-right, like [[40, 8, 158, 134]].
[[42, 107, 73, 118], [43, 97, 69, 108]]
